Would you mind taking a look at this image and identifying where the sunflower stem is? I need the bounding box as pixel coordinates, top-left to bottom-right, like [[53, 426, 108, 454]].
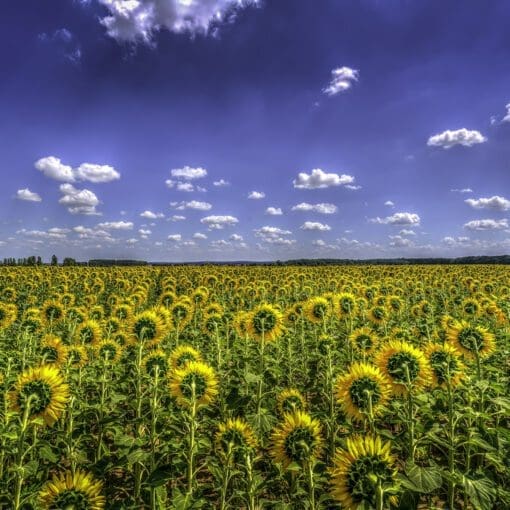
[[13, 396, 33, 510], [187, 382, 198, 498], [307, 460, 316, 510], [446, 379, 456, 510]]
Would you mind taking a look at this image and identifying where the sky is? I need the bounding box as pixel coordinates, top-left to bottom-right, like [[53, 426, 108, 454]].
[[1, 0, 510, 262]]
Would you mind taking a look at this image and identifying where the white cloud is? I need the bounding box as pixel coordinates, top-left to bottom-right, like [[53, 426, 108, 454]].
[[345, 184, 362, 190], [193, 232, 208, 240], [169, 215, 186, 221], [427, 128, 487, 149], [59, 184, 100, 215], [171, 166, 207, 180], [126, 238, 138, 244], [75, 163, 120, 183], [97, 221, 134, 230], [384, 200, 394, 207], [213, 179, 230, 187], [229, 234, 243, 241], [465, 195, 510, 212], [248, 191, 265, 200], [96, 0, 258, 43], [265, 207, 283, 215], [399, 229, 416, 236], [35, 156, 75, 182], [293, 168, 355, 189], [174, 200, 212, 211], [292, 202, 337, 214], [177, 182, 195, 192], [17, 228, 69, 240], [451, 188, 473, 194], [300, 221, 331, 231], [254, 226, 294, 245], [16, 188, 42, 202], [389, 235, 414, 248], [464, 219, 509, 231], [322, 66, 359, 96], [140, 210, 164, 219], [139, 229, 152, 235], [200, 215, 239, 229], [168, 234, 182, 241], [370, 212, 421, 226], [503, 104, 510, 123]]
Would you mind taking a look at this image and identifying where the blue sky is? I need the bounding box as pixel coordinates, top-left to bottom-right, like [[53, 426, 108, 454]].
[[1, 0, 510, 261]]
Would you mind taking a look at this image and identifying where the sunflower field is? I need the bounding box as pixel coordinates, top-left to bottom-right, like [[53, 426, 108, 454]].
[[0, 264, 509, 509]]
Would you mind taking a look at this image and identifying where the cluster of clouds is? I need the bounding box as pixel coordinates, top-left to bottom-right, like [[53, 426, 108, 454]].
[[427, 128, 487, 149], [166, 166, 207, 193]]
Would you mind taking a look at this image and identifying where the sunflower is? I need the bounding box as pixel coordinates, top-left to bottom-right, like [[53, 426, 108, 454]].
[[270, 411, 323, 468], [330, 435, 398, 510], [66, 306, 87, 325], [95, 340, 123, 364], [10, 365, 70, 426], [461, 298, 481, 317], [41, 300, 66, 326], [232, 311, 250, 337], [447, 320, 495, 359], [0, 302, 16, 329], [202, 313, 223, 336], [143, 349, 169, 377], [276, 388, 307, 416], [368, 305, 388, 325], [38, 469, 105, 509], [335, 363, 391, 421], [348, 327, 379, 356], [169, 301, 194, 330], [76, 319, 103, 346], [169, 361, 218, 408], [336, 292, 357, 317], [425, 343, 465, 388], [303, 296, 331, 324], [40, 335, 69, 365], [247, 304, 284, 342], [67, 345, 88, 369], [103, 316, 122, 336], [375, 340, 431, 395], [216, 418, 258, 462], [131, 310, 165, 344], [169, 345, 202, 370], [111, 303, 133, 321], [204, 302, 223, 316]]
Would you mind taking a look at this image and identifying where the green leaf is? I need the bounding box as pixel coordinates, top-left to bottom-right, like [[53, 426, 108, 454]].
[[460, 474, 495, 510], [147, 464, 173, 487], [400, 463, 442, 494]]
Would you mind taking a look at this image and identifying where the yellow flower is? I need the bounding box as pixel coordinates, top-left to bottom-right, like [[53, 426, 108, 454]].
[[40, 335, 69, 366], [348, 327, 379, 356], [368, 305, 388, 325], [335, 363, 391, 421], [169, 361, 218, 408], [303, 296, 331, 324], [336, 292, 357, 317], [67, 344, 88, 369], [169, 345, 202, 370], [39, 469, 105, 509], [270, 411, 323, 468], [330, 435, 398, 510], [216, 418, 257, 460], [143, 349, 169, 377], [276, 388, 306, 416], [425, 342, 465, 388], [247, 304, 284, 342], [447, 320, 495, 359], [41, 300, 65, 326], [131, 310, 165, 344], [10, 365, 70, 426], [375, 340, 431, 395], [95, 339, 123, 364], [76, 320, 103, 346]]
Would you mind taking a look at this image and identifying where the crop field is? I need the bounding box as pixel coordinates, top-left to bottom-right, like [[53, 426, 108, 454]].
[[0, 264, 508, 509]]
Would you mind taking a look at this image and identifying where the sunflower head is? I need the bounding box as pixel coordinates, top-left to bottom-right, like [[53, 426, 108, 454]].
[[169, 345, 202, 370], [41, 300, 65, 325], [170, 301, 194, 329], [247, 304, 284, 342], [202, 313, 223, 336], [67, 345, 88, 369], [216, 418, 257, 462], [304, 296, 331, 324], [76, 319, 103, 346], [368, 305, 388, 325], [270, 411, 323, 468], [375, 340, 431, 395], [277, 388, 306, 416], [330, 435, 398, 510], [425, 342, 465, 388], [461, 298, 481, 317], [40, 335, 69, 365], [336, 363, 391, 421], [10, 365, 70, 426], [169, 361, 218, 408], [95, 340, 123, 364], [349, 327, 379, 356], [336, 292, 357, 317], [143, 350, 169, 377], [38, 469, 105, 509], [447, 320, 495, 359], [131, 310, 165, 343]]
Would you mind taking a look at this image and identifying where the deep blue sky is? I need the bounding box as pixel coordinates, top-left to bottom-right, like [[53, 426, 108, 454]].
[[1, 0, 509, 261]]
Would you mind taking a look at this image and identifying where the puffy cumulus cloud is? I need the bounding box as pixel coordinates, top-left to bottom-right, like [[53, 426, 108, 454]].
[[451, 188, 473, 194], [75, 163, 120, 183], [399, 229, 416, 236], [96, 0, 259, 43], [464, 219, 509, 231], [300, 221, 331, 231], [59, 184, 100, 215], [248, 191, 265, 200], [443, 236, 471, 247], [265, 207, 283, 215], [35, 156, 75, 182], [73, 225, 114, 241], [229, 233, 243, 241], [168, 234, 182, 241], [291, 202, 337, 214], [174, 200, 212, 210], [97, 221, 134, 230], [322, 66, 359, 96], [16, 188, 42, 202], [213, 179, 230, 187], [384, 200, 394, 207], [465, 195, 510, 212], [192, 232, 208, 240], [389, 235, 414, 248], [35, 156, 120, 183], [17, 227, 69, 240], [503, 104, 510, 123], [427, 128, 487, 149], [293, 168, 355, 189], [171, 165, 207, 180], [345, 184, 362, 190], [139, 228, 152, 235], [200, 215, 238, 229], [370, 212, 421, 226], [166, 180, 206, 192], [126, 238, 138, 244], [169, 214, 186, 221], [140, 210, 164, 219], [254, 226, 295, 245]]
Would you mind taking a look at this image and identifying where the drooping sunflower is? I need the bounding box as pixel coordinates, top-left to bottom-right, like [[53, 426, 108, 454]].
[[375, 340, 431, 395], [169, 345, 202, 370], [330, 435, 398, 510], [169, 301, 194, 330], [0, 302, 16, 329], [215, 418, 258, 461], [131, 310, 165, 344], [447, 320, 496, 359], [160, 290, 178, 308], [143, 349, 169, 377], [276, 388, 306, 416], [336, 292, 357, 318], [41, 300, 66, 326], [348, 327, 379, 356], [40, 335, 69, 365], [270, 411, 323, 468], [460, 297, 481, 317], [368, 305, 388, 325], [303, 296, 331, 324], [169, 361, 218, 408], [38, 469, 105, 509], [111, 303, 133, 321], [335, 363, 391, 421], [202, 312, 223, 337], [425, 343, 465, 388], [94, 340, 123, 364], [247, 303, 284, 342], [232, 311, 250, 337], [10, 365, 70, 426], [76, 319, 103, 346], [67, 344, 88, 369]]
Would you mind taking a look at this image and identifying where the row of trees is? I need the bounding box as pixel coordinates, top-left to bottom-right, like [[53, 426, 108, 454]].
[[1, 256, 78, 266]]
